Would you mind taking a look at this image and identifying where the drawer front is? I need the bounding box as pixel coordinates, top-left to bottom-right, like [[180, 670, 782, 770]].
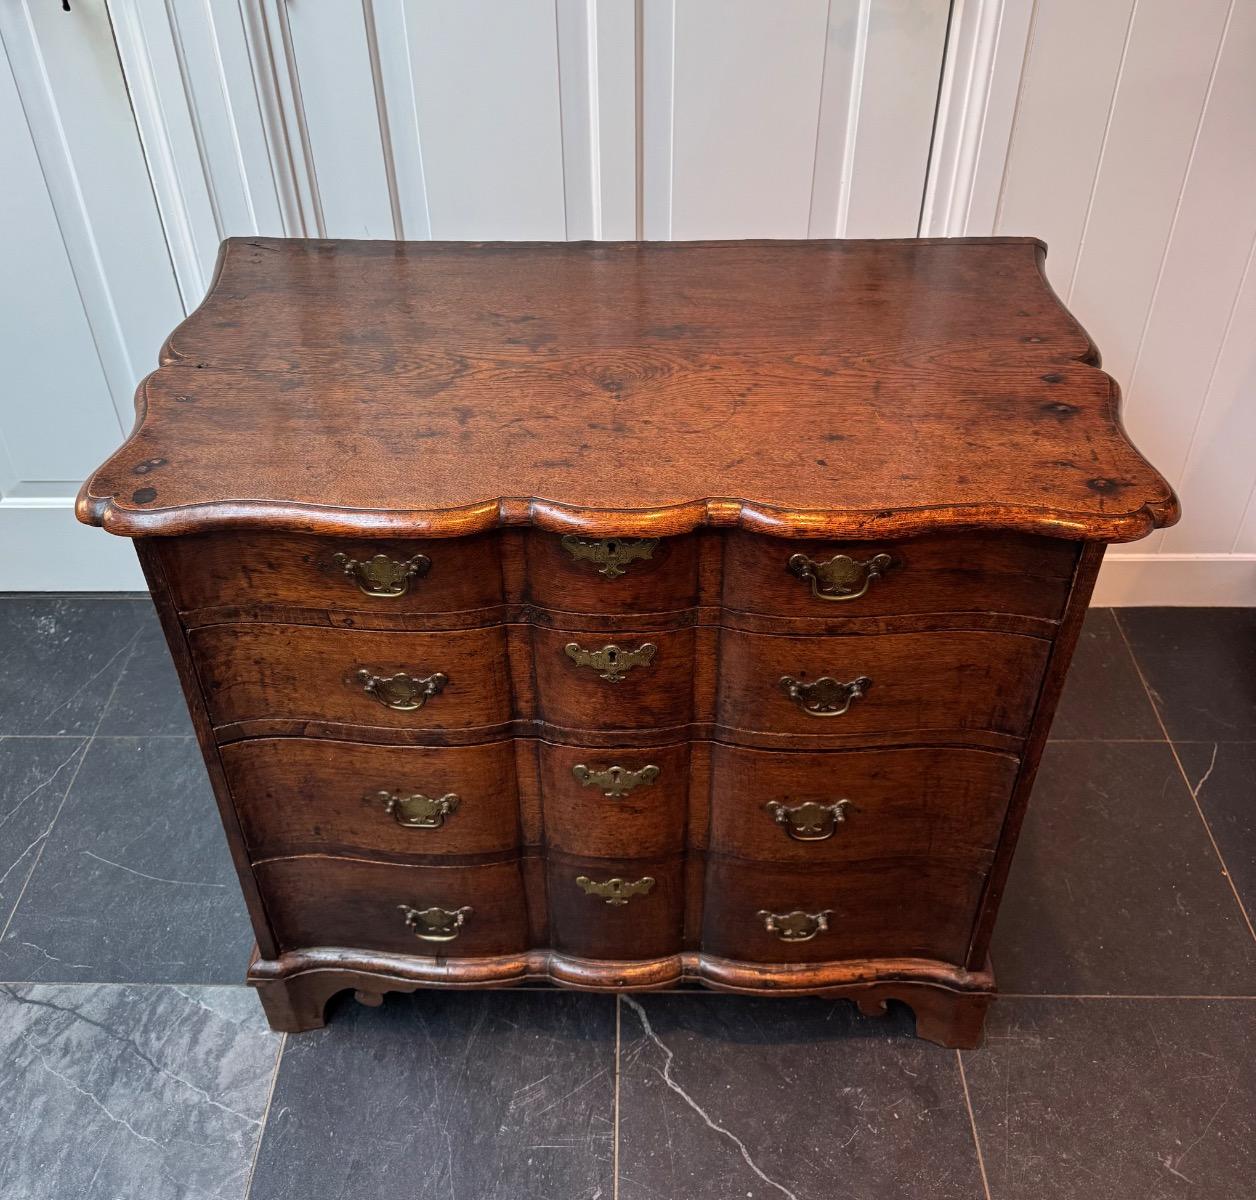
[[723, 531, 1076, 620], [702, 859, 984, 965], [256, 858, 529, 957], [540, 742, 688, 858], [717, 628, 1049, 741], [221, 738, 520, 860], [533, 626, 695, 731], [160, 531, 504, 615], [548, 853, 684, 960], [524, 531, 699, 613], [708, 745, 1017, 865], [190, 623, 512, 731]]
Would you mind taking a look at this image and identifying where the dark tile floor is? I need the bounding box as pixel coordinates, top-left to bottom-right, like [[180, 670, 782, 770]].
[[1, 598, 1253, 1199]]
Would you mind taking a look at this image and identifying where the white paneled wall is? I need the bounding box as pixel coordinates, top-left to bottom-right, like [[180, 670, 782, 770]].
[[0, 0, 179, 590], [938, 0, 1256, 603], [113, 0, 951, 304]]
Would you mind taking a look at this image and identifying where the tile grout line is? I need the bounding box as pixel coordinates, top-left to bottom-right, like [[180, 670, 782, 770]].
[[613, 994, 621, 1200], [0, 625, 145, 947], [244, 1031, 288, 1199], [956, 1050, 992, 1200], [1113, 613, 1256, 947]]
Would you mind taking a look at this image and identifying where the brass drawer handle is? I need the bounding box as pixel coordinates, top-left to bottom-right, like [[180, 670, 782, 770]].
[[399, 904, 471, 943], [787, 552, 892, 602], [353, 668, 448, 711], [766, 799, 851, 841], [564, 641, 657, 682], [575, 875, 655, 906], [758, 908, 833, 942], [561, 535, 658, 578], [780, 674, 870, 717], [333, 551, 431, 597], [375, 790, 460, 829], [572, 763, 661, 798]]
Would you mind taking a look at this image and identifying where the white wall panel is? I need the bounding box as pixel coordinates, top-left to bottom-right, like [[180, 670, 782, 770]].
[[0, 0, 176, 589], [977, 0, 1256, 602]]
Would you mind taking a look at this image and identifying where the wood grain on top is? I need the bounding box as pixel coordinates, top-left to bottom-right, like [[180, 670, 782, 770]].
[[77, 237, 1177, 541]]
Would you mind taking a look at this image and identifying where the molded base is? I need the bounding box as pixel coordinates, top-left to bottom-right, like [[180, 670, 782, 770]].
[[247, 947, 994, 1049]]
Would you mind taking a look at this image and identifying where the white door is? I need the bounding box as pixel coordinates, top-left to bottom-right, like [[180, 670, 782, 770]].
[[3, 0, 953, 588], [0, 0, 183, 590]]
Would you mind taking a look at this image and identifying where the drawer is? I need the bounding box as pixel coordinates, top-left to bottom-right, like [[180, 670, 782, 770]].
[[702, 858, 984, 965], [532, 626, 696, 731], [708, 745, 1017, 865], [548, 853, 684, 960], [540, 742, 688, 858], [255, 857, 529, 957], [221, 738, 521, 861], [717, 628, 1049, 742], [190, 623, 512, 731], [523, 531, 699, 613], [159, 530, 503, 616], [723, 531, 1077, 620]]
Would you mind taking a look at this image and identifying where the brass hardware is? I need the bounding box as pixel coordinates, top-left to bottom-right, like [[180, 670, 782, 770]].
[[564, 641, 657, 682], [766, 799, 852, 841], [575, 875, 656, 906], [353, 668, 448, 711], [332, 551, 431, 597], [375, 790, 460, 829], [758, 909, 833, 942], [572, 763, 661, 798], [398, 904, 472, 943], [560, 535, 658, 578], [780, 674, 871, 718], [786, 552, 893, 602]]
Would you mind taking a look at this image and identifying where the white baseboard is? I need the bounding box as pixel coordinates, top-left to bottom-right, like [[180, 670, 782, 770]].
[[1093, 552, 1256, 607], [0, 498, 145, 591]]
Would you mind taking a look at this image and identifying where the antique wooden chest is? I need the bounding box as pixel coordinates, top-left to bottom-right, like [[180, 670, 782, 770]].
[[78, 237, 1176, 1047]]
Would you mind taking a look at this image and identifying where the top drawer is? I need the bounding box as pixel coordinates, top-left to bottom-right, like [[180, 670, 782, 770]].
[[723, 531, 1077, 621], [158, 531, 504, 616]]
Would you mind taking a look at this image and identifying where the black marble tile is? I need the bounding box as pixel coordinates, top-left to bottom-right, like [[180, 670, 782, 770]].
[[993, 741, 1256, 994], [1117, 608, 1256, 741], [964, 998, 1256, 1200], [96, 606, 194, 737], [1051, 608, 1161, 740], [0, 598, 146, 735], [0, 737, 251, 984], [617, 994, 984, 1200], [0, 982, 280, 1199], [0, 738, 87, 936], [249, 989, 615, 1200], [1178, 741, 1256, 924]]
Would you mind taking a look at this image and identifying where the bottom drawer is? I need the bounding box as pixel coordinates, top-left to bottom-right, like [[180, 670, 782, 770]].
[[702, 858, 985, 965], [548, 853, 684, 961], [256, 858, 529, 957]]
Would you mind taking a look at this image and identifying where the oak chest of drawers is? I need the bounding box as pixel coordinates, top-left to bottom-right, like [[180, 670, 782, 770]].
[[78, 236, 1177, 1047]]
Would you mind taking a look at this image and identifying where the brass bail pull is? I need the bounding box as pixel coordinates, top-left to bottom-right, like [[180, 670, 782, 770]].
[[766, 799, 852, 841], [787, 552, 893, 602], [333, 551, 431, 597], [758, 909, 833, 942], [780, 674, 871, 718]]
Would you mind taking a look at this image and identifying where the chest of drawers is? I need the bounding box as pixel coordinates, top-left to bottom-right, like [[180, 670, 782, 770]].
[[78, 237, 1177, 1047]]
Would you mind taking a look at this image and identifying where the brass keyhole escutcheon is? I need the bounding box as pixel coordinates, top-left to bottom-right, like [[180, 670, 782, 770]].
[[766, 799, 852, 841], [758, 909, 833, 942], [333, 551, 431, 597], [780, 674, 871, 718], [376, 790, 460, 829], [786, 552, 893, 602], [560, 535, 658, 578], [575, 876, 655, 906], [564, 641, 657, 682], [399, 904, 471, 943], [572, 763, 661, 798]]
